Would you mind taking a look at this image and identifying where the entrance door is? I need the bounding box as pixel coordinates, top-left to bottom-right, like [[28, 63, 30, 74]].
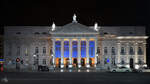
[[73, 58, 77, 67], [130, 58, 134, 69], [89, 58, 95, 67], [58, 58, 61, 68], [64, 58, 69, 68], [81, 58, 85, 67]]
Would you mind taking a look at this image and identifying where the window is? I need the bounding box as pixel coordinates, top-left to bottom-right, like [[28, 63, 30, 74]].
[[121, 47, 125, 55], [97, 47, 100, 54], [50, 48, 53, 55], [17, 47, 20, 56], [43, 47, 46, 54], [35, 47, 39, 53], [25, 48, 28, 56], [111, 47, 115, 55], [16, 32, 21, 34], [129, 32, 133, 34], [34, 32, 40, 35], [8, 44, 12, 56], [129, 47, 134, 55], [104, 32, 108, 35], [138, 59, 142, 65], [43, 59, 46, 64], [42, 32, 47, 35], [121, 60, 125, 64], [104, 47, 107, 55], [138, 47, 143, 55]]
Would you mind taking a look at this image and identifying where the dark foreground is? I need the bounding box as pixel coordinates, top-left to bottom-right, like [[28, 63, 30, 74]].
[[0, 72, 150, 84]]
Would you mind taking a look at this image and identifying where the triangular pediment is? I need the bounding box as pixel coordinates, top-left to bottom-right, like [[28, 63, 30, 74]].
[[51, 22, 97, 34]]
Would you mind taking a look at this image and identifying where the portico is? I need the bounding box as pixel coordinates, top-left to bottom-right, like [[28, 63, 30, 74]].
[[52, 38, 97, 68]]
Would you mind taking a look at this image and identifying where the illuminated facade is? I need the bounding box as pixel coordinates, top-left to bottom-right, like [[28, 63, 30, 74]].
[[4, 15, 148, 71]]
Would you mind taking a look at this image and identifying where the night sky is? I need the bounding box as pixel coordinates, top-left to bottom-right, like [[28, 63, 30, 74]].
[[1, 0, 150, 66], [1, 0, 149, 26]]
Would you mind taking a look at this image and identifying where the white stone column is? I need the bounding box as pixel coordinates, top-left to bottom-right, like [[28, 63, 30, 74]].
[[52, 39, 55, 66], [117, 42, 121, 65], [78, 39, 81, 68], [69, 39, 72, 68], [134, 43, 138, 64], [61, 39, 64, 68], [94, 39, 97, 67], [126, 43, 129, 64], [143, 43, 146, 64], [86, 39, 90, 68]]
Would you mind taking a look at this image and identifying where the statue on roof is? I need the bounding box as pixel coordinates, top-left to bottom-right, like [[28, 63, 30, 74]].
[[73, 14, 77, 22], [94, 22, 98, 31], [51, 22, 56, 31]]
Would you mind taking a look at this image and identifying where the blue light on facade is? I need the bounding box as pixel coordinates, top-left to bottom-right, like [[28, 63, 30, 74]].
[[55, 41, 61, 58], [89, 41, 95, 58], [64, 41, 69, 58], [72, 41, 78, 58], [107, 58, 110, 63], [0, 59, 4, 61], [81, 41, 86, 58]]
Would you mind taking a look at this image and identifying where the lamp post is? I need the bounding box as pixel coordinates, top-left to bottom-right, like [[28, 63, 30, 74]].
[[33, 54, 37, 71]]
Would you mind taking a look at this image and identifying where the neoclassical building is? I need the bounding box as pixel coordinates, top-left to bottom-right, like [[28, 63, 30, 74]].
[[4, 15, 148, 71]]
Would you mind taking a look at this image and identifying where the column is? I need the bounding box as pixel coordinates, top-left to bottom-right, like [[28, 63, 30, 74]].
[[126, 43, 129, 64], [52, 39, 55, 66], [117, 42, 121, 65], [134, 43, 138, 64], [61, 39, 64, 68], [78, 39, 81, 68], [143, 43, 146, 64], [86, 39, 90, 68], [94, 39, 97, 67], [69, 39, 72, 68]]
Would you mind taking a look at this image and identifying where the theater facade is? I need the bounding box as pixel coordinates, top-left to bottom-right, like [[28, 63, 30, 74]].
[[4, 15, 148, 71]]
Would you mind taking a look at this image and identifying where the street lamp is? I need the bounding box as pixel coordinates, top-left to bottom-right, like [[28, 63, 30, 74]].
[[33, 54, 37, 71], [33, 54, 36, 57]]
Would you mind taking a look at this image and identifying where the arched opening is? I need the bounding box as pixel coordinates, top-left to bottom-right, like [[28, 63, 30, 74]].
[[81, 58, 86, 67], [89, 58, 95, 67], [55, 58, 61, 68], [130, 58, 134, 69], [64, 58, 69, 68], [72, 58, 77, 68]]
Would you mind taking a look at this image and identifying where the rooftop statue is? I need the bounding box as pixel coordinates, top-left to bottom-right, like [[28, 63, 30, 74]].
[[73, 14, 77, 22]]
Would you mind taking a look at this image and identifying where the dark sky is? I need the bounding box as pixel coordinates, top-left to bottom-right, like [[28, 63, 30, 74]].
[[0, 0, 149, 26]]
